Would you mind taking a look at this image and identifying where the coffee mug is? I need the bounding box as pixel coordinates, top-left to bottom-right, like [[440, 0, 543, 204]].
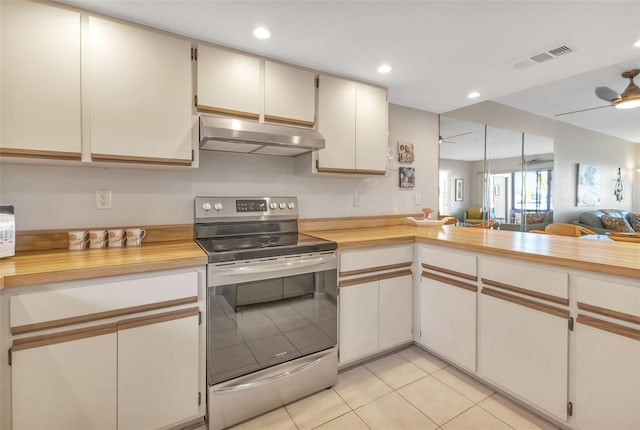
[[68, 231, 89, 250], [89, 229, 108, 249], [107, 228, 125, 248], [125, 228, 146, 246]]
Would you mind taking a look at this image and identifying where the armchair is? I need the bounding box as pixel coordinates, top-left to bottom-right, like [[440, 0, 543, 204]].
[[463, 207, 488, 225]]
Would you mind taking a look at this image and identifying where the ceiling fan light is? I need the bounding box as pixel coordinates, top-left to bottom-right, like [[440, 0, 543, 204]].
[[614, 97, 640, 109]]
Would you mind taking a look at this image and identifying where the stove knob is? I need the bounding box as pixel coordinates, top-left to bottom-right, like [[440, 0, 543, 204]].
[[269, 202, 278, 210], [287, 201, 296, 209], [202, 202, 212, 212], [279, 202, 286, 209], [213, 202, 223, 211]]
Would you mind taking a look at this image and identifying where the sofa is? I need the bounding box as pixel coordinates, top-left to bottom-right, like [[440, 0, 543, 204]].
[[572, 209, 639, 234], [500, 211, 553, 232]]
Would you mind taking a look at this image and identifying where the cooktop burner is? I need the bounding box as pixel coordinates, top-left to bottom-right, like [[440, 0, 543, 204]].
[[196, 233, 336, 263]]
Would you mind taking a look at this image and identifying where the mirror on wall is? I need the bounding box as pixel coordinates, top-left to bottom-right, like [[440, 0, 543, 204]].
[[439, 116, 554, 231]]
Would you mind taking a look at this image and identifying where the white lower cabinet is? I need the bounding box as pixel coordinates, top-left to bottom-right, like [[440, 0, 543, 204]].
[[478, 258, 570, 421], [339, 280, 379, 363], [12, 328, 117, 430], [339, 244, 413, 365], [7, 269, 205, 430], [418, 245, 478, 371], [573, 274, 640, 430]]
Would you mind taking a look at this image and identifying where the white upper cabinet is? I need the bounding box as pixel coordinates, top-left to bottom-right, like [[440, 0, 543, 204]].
[[355, 83, 388, 172], [0, 0, 82, 159], [86, 16, 193, 165], [316, 74, 388, 174], [264, 61, 316, 126], [196, 45, 261, 119]]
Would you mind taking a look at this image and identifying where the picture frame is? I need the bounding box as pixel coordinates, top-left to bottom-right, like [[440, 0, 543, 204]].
[[576, 163, 601, 206], [455, 179, 464, 201], [398, 142, 415, 163], [399, 167, 415, 188]]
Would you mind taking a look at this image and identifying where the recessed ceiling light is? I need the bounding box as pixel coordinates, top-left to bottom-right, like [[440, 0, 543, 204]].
[[467, 91, 480, 99], [377, 64, 392, 74], [253, 27, 271, 40], [634, 39, 640, 48]]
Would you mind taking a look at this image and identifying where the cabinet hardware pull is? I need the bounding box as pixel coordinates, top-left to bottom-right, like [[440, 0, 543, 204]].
[[481, 277, 568, 306], [339, 269, 411, 288], [341, 262, 411, 277], [577, 302, 640, 325], [422, 263, 477, 282], [577, 314, 640, 341], [568, 317, 574, 331], [482, 287, 570, 319], [422, 271, 477, 292]]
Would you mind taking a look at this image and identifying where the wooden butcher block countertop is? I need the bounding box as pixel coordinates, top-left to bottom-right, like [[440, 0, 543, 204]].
[[307, 225, 640, 279], [0, 240, 207, 289]]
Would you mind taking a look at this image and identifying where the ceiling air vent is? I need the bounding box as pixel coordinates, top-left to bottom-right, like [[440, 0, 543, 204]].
[[515, 45, 576, 69]]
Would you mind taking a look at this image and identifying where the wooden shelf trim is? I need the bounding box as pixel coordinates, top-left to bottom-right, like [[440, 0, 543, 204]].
[[316, 167, 386, 176], [482, 287, 570, 319], [10, 296, 198, 335], [118, 306, 199, 331], [197, 105, 260, 120], [264, 114, 314, 128], [0, 148, 81, 161], [11, 323, 118, 352], [91, 153, 192, 166], [339, 269, 412, 288], [421, 263, 477, 282], [340, 262, 412, 277], [577, 314, 640, 342], [577, 302, 640, 325], [481, 277, 569, 306], [422, 271, 477, 293]]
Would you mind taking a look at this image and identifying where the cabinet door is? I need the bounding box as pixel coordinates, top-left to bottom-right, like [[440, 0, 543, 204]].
[[379, 274, 413, 350], [197, 45, 261, 119], [11, 326, 117, 430], [117, 308, 200, 430], [0, 0, 81, 159], [87, 16, 192, 164], [355, 83, 388, 172], [574, 322, 640, 429], [265, 61, 316, 126], [478, 292, 568, 420], [317, 74, 356, 171], [339, 281, 378, 364], [420, 275, 477, 370]]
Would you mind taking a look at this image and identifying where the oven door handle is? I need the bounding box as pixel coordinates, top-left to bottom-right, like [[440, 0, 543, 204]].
[[212, 349, 334, 393], [214, 254, 336, 275]]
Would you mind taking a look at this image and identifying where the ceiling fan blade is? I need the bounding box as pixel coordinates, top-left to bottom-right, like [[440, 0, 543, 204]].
[[595, 86, 619, 102], [443, 131, 473, 140], [555, 104, 612, 117]]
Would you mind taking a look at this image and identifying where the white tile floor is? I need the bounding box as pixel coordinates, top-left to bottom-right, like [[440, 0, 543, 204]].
[[229, 345, 560, 430]]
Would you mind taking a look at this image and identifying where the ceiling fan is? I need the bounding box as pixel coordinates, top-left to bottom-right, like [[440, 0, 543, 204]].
[[556, 69, 640, 117], [439, 131, 473, 143]]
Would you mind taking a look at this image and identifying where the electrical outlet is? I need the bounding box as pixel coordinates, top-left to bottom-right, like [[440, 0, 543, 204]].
[[415, 192, 422, 205], [353, 193, 361, 207], [96, 190, 112, 209]]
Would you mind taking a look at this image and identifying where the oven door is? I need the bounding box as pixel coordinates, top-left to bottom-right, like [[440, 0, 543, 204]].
[[207, 251, 337, 386]]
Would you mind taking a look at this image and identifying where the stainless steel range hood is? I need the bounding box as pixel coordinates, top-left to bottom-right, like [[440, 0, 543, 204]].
[[199, 115, 325, 157]]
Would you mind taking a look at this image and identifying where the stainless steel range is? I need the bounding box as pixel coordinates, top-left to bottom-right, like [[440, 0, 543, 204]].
[[194, 196, 338, 430]]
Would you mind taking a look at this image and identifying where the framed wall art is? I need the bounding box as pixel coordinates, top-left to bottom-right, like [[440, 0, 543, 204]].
[[576, 163, 601, 206], [399, 167, 415, 188], [455, 179, 464, 201], [398, 143, 415, 163]]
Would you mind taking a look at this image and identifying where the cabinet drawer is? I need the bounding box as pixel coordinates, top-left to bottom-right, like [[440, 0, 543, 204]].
[[480, 258, 568, 303], [574, 274, 640, 319], [10, 271, 198, 334], [340, 244, 412, 275], [420, 245, 477, 278]]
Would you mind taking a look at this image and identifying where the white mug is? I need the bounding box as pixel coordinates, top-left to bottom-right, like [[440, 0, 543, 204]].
[[125, 228, 146, 246], [89, 229, 108, 249], [68, 231, 89, 250], [107, 228, 125, 248]]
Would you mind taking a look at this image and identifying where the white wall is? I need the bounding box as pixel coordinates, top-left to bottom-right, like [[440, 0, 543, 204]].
[[439, 158, 474, 219], [0, 104, 439, 230], [445, 101, 637, 222]]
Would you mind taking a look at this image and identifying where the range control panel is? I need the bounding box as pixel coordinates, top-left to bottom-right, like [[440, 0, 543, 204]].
[[195, 196, 298, 221]]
